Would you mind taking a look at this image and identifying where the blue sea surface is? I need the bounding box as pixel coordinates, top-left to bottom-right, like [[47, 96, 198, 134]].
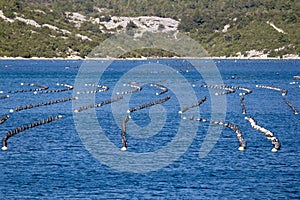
[[0, 59, 299, 199]]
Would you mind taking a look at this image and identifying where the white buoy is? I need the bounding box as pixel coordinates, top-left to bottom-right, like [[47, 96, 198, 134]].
[[2, 146, 7, 151], [0, 91, 3, 94], [271, 148, 278, 152], [238, 146, 245, 151], [34, 91, 38, 95], [20, 82, 24, 86], [121, 146, 127, 151], [9, 109, 14, 113]]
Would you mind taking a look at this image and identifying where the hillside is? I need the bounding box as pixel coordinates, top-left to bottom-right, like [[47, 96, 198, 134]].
[[0, 0, 299, 58]]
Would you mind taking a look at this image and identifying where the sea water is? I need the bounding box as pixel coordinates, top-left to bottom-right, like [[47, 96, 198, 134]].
[[0, 59, 299, 199]]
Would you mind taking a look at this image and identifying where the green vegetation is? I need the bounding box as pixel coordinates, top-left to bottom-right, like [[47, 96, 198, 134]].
[[0, 0, 299, 58]]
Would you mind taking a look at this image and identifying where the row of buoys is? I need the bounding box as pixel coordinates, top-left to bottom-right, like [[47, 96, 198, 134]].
[[284, 99, 299, 115], [1, 115, 63, 151], [183, 116, 246, 151], [201, 85, 235, 96], [76, 84, 109, 95], [222, 121, 247, 151], [121, 115, 130, 151], [256, 85, 287, 96], [121, 95, 171, 151], [240, 95, 247, 114], [245, 116, 281, 152], [10, 97, 78, 113], [234, 86, 252, 96], [127, 96, 170, 113], [74, 96, 123, 113], [0, 115, 9, 125], [178, 96, 206, 114], [0, 94, 9, 100], [116, 83, 142, 95], [150, 84, 168, 95], [5, 83, 49, 94], [38, 83, 73, 94]]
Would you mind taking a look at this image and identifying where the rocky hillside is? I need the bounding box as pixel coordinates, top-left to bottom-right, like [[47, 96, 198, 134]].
[[0, 0, 299, 58]]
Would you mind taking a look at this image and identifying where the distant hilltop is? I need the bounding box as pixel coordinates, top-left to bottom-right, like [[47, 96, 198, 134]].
[[0, 0, 299, 59]]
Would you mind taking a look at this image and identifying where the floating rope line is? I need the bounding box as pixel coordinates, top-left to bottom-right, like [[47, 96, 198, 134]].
[[245, 116, 281, 152], [1, 115, 63, 151], [234, 86, 252, 96], [0, 94, 9, 100], [116, 83, 142, 95], [256, 85, 287, 96], [40, 83, 73, 94], [0, 115, 9, 125], [184, 116, 246, 151], [74, 96, 123, 113], [127, 96, 170, 113], [201, 85, 235, 96], [178, 96, 206, 114], [121, 96, 170, 151], [150, 83, 168, 95], [240, 95, 247, 114], [121, 115, 130, 151], [284, 99, 298, 115], [76, 83, 109, 95], [6, 83, 49, 94], [9, 97, 78, 113]]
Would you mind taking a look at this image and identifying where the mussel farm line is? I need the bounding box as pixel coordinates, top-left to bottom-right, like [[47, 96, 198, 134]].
[[121, 95, 171, 151], [201, 85, 235, 96], [150, 83, 168, 95], [73, 96, 123, 113], [38, 83, 73, 94], [6, 83, 49, 94], [0, 94, 9, 100], [0, 115, 9, 125], [183, 116, 247, 151], [240, 95, 247, 115], [245, 116, 281, 152], [9, 97, 78, 113], [1, 115, 63, 150], [178, 96, 206, 114], [76, 84, 109, 95], [256, 85, 287, 96], [116, 83, 142, 95], [284, 99, 298, 115]]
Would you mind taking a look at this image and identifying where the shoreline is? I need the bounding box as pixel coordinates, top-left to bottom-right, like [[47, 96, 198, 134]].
[[0, 56, 299, 60]]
